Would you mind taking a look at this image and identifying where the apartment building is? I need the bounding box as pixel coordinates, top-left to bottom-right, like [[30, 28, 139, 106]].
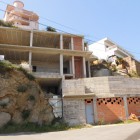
[[0, 26, 92, 95], [88, 38, 134, 60], [4, 1, 39, 30]]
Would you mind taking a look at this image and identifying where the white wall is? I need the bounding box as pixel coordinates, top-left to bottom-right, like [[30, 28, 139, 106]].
[[88, 40, 108, 60]]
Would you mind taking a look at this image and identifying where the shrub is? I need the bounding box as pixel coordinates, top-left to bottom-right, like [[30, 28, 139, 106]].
[[129, 70, 139, 78], [18, 67, 35, 81], [22, 110, 31, 120], [0, 60, 18, 74], [28, 95, 35, 101], [17, 84, 28, 93], [26, 73, 35, 81], [46, 26, 56, 32]]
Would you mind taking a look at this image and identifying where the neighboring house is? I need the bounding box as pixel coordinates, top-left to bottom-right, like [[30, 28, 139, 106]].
[[0, 26, 91, 95], [89, 38, 140, 76], [4, 1, 39, 30], [88, 37, 134, 60]]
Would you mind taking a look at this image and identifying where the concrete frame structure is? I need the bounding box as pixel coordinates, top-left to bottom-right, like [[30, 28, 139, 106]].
[[0, 26, 92, 95], [88, 38, 134, 60], [4, 1, 39, 30]]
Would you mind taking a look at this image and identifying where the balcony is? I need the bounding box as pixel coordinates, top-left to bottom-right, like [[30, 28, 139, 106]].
[[8, 16, 29, 25], [106, 45, 133, 58], [33, 72, 62, 79]]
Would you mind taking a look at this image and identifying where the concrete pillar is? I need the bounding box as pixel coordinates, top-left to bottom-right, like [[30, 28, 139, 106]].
[[29, 30, 33, 71], [30, 30, 33, 47], [29, 52, 32, 71], [88, 60, 91, 77], [71, 37, 74, 50], [83, 57, 86, 78], [82, 38, 85, 51], [72, 56, 75, 78], [123, 96, 129, 119], [69, 59, 72, 74], [60, 34, 63, 49], [60, 54, 63, 76], [93, 97, 98, 123]]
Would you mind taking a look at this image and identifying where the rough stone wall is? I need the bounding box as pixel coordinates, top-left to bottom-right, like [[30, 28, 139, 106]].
[[135, 61, 140, 76], [127, 97, 140, 117], [124, 56, 140, 76], [96, 97, 126, 123], [73, 37, 82, 51], [63, 98, 86, 125], [0, 70, 54, 127]]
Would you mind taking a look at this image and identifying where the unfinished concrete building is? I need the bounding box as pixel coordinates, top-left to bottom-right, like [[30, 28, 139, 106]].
[[0, 26, 92, 96]]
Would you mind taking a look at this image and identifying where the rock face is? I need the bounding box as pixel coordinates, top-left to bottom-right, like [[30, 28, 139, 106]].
[[0, 69, 54, 127]]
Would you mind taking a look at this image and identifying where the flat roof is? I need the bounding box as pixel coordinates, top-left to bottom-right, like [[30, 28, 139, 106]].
[[0, 26, 84, 38]]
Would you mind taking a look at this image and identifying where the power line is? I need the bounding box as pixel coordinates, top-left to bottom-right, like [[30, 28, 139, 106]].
[[0, 2, 140, 56], [0, 0, 100, 39]]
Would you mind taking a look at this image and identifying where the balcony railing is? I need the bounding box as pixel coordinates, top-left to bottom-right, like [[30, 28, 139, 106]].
[[106, 45, 133, 57], [106, 45, 117, 51]]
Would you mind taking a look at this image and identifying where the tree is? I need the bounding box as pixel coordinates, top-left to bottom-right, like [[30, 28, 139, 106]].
[[46, 26, 56, 32]]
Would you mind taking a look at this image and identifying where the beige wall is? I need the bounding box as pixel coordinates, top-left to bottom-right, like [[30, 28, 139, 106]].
[[63, 98, 86, 125], [63, 76, 140, 97]]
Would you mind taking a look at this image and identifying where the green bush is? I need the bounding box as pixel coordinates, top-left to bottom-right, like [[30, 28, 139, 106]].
[[22, 110, 31, 120], [26, 73, 35, 81], [0, 121, 69, 134], [46, 26, 56, 32], [28, 95, 35, 101], [18, 67, 35, 81], [17, 84, 28, 93], [0, 60, 18, 74]]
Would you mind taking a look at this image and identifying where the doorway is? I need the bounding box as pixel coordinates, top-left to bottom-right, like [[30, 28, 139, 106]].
[[85, 99, 94, 124]]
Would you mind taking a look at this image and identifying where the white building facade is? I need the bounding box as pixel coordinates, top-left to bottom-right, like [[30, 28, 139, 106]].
[[88, 38, 134, 61]]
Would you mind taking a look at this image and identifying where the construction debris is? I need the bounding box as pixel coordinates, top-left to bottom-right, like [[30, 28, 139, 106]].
[[128, 113, 139, 121]]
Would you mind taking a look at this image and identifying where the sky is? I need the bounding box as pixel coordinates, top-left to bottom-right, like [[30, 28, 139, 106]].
[[0, 0, 140, 60]]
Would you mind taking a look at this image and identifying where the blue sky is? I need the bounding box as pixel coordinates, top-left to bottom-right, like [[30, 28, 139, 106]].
[[0, 0, 140, 59]]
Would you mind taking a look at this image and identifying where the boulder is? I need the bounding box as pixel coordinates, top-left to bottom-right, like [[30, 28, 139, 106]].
[[0, 112, 11, 127], [0, 69, 54, 127], [0, 97, 10, 105]]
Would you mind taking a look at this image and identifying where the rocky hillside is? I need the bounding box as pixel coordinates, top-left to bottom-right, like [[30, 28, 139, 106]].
[[0, 61, 54, 128]]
